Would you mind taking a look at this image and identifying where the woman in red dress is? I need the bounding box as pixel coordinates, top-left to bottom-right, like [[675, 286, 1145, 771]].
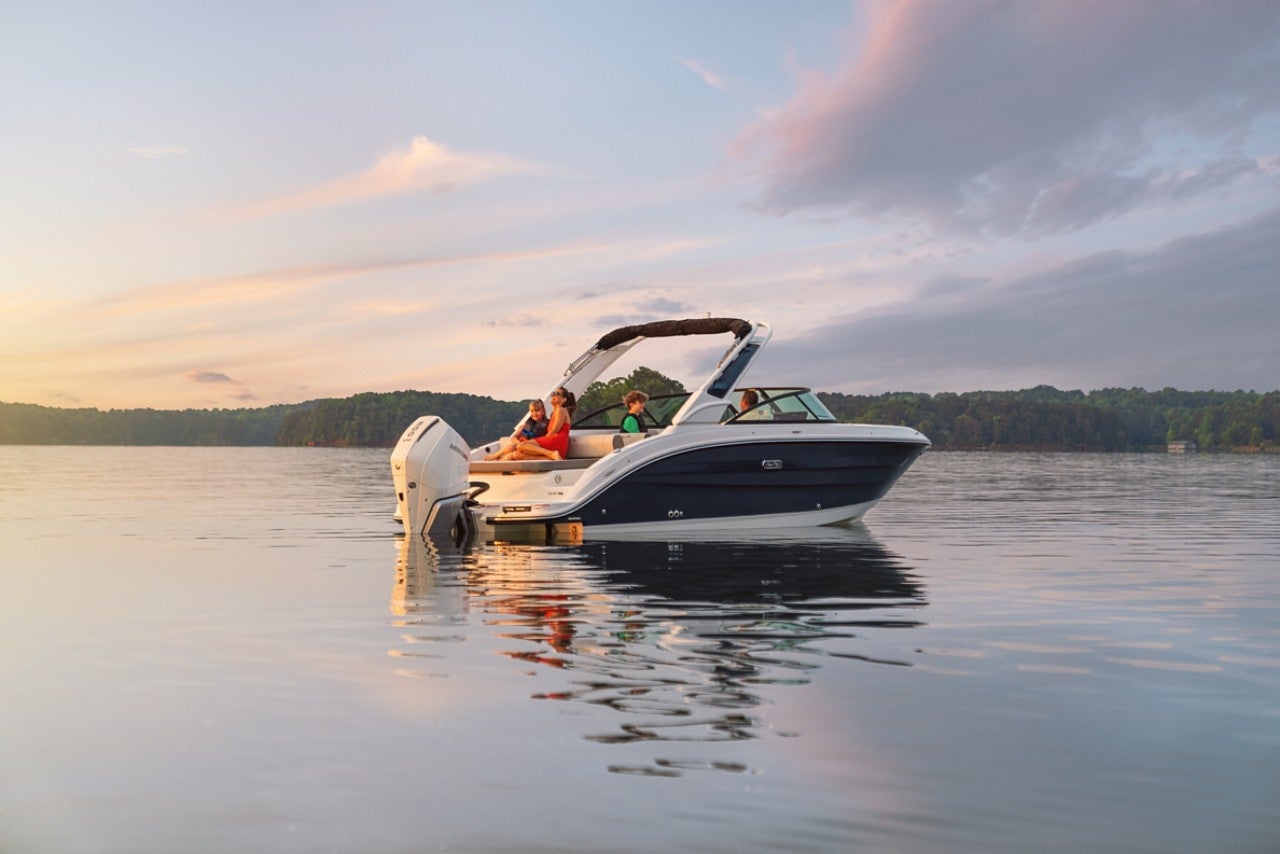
[[513, 387, 577, 461]]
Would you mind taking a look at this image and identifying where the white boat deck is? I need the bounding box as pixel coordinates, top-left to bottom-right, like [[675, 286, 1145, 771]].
[[469, 430, 650, 474]]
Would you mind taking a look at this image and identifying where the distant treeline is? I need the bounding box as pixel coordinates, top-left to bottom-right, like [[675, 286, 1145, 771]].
[[0, 392, 523, 448], [0, 401, 300, 446], [3, 385, 1278, 451], [818, 386, 1280, 451], [274, 391, 522, 447]]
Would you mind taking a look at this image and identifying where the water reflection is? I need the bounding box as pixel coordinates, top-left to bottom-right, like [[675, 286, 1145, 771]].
[[392, 526, 924, 776]]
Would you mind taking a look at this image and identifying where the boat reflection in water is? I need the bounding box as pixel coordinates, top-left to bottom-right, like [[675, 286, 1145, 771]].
[[392, 526, 924, 775]]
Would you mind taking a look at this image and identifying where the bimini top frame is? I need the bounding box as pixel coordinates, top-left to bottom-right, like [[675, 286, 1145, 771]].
[[549, 318, 770, 426]]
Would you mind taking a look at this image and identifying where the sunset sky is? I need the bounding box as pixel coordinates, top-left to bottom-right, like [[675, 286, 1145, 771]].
[[3, 1, 1278, 410]]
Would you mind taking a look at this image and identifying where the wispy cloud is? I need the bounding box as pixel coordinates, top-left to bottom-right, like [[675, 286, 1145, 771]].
[[733, 0, 1280, 236], [90, 240, 625, 319], [229, 136, 551, 221], [93, 263, 371, 317], [184, 369, 260, 403], [594, 295, 697, 328], [185, 370, 234, 384], [482, 315, 549, 329], [634, 296, 689, 315], [680, 58, 729, 91], [345, 298, 436, 318]]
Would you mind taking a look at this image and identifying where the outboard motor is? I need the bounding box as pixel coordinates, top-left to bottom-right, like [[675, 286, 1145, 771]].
[[390, 416, 473, 539]]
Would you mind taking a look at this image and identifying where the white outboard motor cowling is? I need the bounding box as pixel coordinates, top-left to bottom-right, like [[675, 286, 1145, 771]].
[[390, 416, 472, 538]]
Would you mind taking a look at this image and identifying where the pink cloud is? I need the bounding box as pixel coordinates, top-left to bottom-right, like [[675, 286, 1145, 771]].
[[227, 136, 549, 221], [680, 58, 728, 91], [732, 0, 1280, 235]]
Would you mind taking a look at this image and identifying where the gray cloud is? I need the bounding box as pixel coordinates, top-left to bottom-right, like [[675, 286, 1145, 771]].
[[735, 1, 1280, 236], [594, 296, 697, 329], [594, 314, 647, 328], [184, 369, 261, 404], [483, 315, 547, 328], [635, 297, 689, 314], [186, 370, 234, 384], [759, 206, 1280, 393]]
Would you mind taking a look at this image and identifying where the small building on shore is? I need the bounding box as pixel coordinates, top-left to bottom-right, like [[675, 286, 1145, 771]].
[[1168, 440, 1198, 454]]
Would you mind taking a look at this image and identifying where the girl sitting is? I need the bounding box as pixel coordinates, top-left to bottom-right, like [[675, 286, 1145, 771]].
[[486, 399, 549, 460], [513, 388, 576, 461]]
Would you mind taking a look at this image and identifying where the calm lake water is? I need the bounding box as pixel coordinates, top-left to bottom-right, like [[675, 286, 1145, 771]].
[[1, 447, 1277, 852]]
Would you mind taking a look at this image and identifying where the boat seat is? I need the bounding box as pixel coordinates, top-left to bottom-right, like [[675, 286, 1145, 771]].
[[469, 430, 648, 474], [566, 430, 647, 458]]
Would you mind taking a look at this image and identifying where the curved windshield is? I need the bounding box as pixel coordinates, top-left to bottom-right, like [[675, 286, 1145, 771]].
[[573, 392, 691, 429], [725, 388, 837, 424]]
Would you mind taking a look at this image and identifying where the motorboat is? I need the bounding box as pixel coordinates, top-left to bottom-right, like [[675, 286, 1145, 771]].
[[390, 318, 929, 540]]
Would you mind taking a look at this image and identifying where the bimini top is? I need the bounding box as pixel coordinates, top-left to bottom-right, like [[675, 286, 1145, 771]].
[[593, 317, 752, 352], [553, 318, 769, 427]]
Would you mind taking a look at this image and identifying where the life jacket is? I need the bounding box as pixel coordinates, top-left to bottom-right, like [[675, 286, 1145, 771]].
[[620, 411, 647, 433], [519, 416, 549, 440]]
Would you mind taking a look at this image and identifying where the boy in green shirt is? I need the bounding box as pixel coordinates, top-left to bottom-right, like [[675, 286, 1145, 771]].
[[621, 390, 649, 433]]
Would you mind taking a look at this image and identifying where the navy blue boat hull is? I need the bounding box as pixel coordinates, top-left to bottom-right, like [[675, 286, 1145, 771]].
[[552, 440, 926, 528]]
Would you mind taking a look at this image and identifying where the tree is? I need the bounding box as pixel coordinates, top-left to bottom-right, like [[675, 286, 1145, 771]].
[[578, 366, 686, 414]]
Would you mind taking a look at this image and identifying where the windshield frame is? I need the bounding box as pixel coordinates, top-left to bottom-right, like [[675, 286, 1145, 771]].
[[724, 388, 838, 424], [572, 392, 692, 430]]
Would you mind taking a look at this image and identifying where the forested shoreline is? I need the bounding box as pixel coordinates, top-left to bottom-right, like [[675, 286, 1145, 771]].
[[817, 386, 1279, 452], [2, 385, 1277, 452]]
